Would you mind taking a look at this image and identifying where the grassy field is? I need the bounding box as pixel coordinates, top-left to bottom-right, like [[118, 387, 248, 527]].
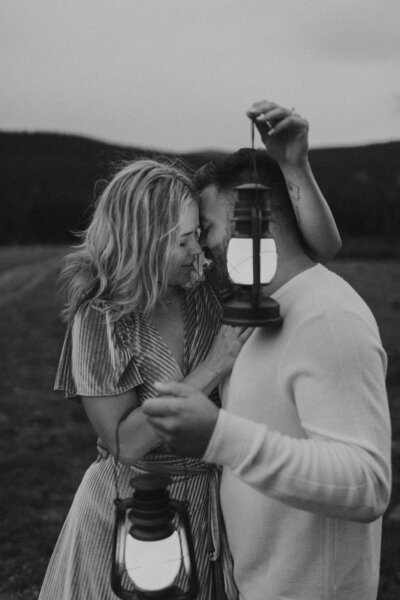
[[0, 246, 399, 599]]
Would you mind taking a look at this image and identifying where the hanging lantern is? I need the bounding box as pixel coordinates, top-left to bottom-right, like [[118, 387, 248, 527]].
[[221, 182, 283, 327], [111, 474, 199, 600]]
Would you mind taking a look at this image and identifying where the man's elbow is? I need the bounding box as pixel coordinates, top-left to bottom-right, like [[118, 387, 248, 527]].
[[354, 477, 391, 523], [320, 237, 342, 264], [370, 480, 391, 522], [303, 236, 342, 265]]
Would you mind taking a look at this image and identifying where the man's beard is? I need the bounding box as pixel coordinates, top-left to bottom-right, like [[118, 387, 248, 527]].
[[204, 245, 234, 301]]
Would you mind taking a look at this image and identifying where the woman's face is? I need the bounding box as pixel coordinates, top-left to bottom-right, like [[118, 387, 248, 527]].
[[166, 200, 202, 287]]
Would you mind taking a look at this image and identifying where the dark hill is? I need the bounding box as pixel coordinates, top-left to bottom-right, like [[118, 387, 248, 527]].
[[1, 131, 399, 251], [309, 143, 400, 243]]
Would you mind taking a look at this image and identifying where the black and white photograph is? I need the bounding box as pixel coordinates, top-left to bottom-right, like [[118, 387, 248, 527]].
[[1, 1, 399, 599]]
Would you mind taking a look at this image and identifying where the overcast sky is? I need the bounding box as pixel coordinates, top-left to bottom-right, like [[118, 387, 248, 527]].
[[1, 0, 399, 152]]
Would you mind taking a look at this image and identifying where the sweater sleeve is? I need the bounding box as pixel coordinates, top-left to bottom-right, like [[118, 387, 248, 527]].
[[204, 307, 392, 523]]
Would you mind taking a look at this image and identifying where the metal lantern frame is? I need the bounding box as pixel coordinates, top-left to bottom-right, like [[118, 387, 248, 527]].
[[221, 182, 283, 327], [111, 474, 199, 600]]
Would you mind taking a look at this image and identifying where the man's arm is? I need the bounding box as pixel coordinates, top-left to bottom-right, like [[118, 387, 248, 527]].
[[247, 100, 342, 263], [143, 308, 391, 523]]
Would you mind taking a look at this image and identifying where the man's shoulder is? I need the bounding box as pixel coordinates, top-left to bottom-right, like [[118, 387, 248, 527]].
[[281, 264, 376, 328], [300, 264, 363, 303], [299, 266, 382, 346], [276, 263, 356, 304], [310, 264, 369, 309]]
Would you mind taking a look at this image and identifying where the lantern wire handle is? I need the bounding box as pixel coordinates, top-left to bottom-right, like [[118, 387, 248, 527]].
[[250, 118, 262, 307], [251, 119, 257, 177], [112, 417, 123, 502]]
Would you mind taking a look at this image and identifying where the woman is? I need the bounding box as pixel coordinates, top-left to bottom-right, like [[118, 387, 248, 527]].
[[39, 157, 250, 600]]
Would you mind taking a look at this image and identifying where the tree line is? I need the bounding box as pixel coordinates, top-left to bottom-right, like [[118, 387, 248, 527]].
[[1, 132, 399, 255]]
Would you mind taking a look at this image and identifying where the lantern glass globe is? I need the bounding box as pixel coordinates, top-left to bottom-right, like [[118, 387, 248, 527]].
[[227, 238, 277, 285], [124, 529, 191, 592]]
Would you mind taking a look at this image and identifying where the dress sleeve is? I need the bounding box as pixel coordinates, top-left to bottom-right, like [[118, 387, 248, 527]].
[[54, 303, 144, 399]]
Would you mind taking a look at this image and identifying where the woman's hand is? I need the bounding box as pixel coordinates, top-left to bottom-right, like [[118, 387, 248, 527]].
[[182, 326, 253, 396], [203, 324, 254, 378], [247, 99, 309, 169]]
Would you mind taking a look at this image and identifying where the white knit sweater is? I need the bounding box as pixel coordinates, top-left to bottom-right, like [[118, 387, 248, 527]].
[[204, 264, 391, 600]]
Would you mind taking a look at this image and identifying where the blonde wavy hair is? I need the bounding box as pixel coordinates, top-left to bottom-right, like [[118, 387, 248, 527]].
[[60, 157, 196, 322]]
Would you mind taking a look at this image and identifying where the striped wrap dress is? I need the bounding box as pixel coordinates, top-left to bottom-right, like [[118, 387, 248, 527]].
[[38, 282, 237, 600]]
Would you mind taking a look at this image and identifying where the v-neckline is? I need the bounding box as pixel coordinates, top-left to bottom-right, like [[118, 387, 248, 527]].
[[145, 288, 187, 377]]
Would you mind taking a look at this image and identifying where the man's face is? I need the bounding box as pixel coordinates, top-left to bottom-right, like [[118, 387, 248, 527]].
[[199, 184, 236, 296], [199, 184, 235, 250]]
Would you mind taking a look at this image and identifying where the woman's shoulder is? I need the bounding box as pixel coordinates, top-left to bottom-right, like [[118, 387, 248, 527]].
[[55, 300, 144, 398], [72, 300, 139, 349], [73, 298, 111, 324]]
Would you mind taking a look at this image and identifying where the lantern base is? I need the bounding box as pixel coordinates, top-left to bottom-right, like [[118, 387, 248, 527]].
[[221, 295, 283, 327]]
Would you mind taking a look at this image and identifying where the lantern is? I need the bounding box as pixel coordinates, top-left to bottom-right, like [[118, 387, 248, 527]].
[[111, 474, 199, 600], [221, 182, 283, 327]]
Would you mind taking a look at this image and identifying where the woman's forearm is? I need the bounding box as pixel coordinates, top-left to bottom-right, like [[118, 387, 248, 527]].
[[183, 325, 253, 395], [107, 366, 224, 466], [105, 326, 252, 464], [183, 362, 224, 396], [116, 407, 161, 465], [83, 392, 160, 467]]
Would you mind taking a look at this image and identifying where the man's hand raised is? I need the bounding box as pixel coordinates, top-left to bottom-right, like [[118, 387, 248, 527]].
[[247, 99, 309, 169], [142, 381, 219, 458]]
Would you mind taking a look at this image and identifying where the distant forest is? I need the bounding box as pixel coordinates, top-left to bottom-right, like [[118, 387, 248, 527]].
[[1, 131, 399, 256]]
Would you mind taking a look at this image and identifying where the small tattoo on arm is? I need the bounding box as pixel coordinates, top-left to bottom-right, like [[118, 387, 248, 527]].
[[286, 180, 302, 224], [293, 204, 302, 224], [286, 180, 301, 201]]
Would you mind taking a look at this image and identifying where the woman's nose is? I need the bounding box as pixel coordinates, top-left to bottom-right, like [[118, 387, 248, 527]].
[[190, 237, 203, 255]]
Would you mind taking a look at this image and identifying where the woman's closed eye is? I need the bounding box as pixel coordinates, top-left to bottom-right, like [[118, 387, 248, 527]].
[[180, 227, 202, 247]]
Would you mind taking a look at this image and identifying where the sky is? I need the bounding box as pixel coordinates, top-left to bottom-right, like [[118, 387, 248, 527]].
[[1, 0, 399, 153]]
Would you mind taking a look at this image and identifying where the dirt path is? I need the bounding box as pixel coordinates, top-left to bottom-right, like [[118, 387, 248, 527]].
[[0, 256, 63, 308]]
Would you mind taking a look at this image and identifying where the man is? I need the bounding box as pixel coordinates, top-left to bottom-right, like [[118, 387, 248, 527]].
[[143, 101, 391, 600]]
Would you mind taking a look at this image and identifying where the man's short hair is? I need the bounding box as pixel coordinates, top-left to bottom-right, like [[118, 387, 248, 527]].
[[194, 148, 298, 230]]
